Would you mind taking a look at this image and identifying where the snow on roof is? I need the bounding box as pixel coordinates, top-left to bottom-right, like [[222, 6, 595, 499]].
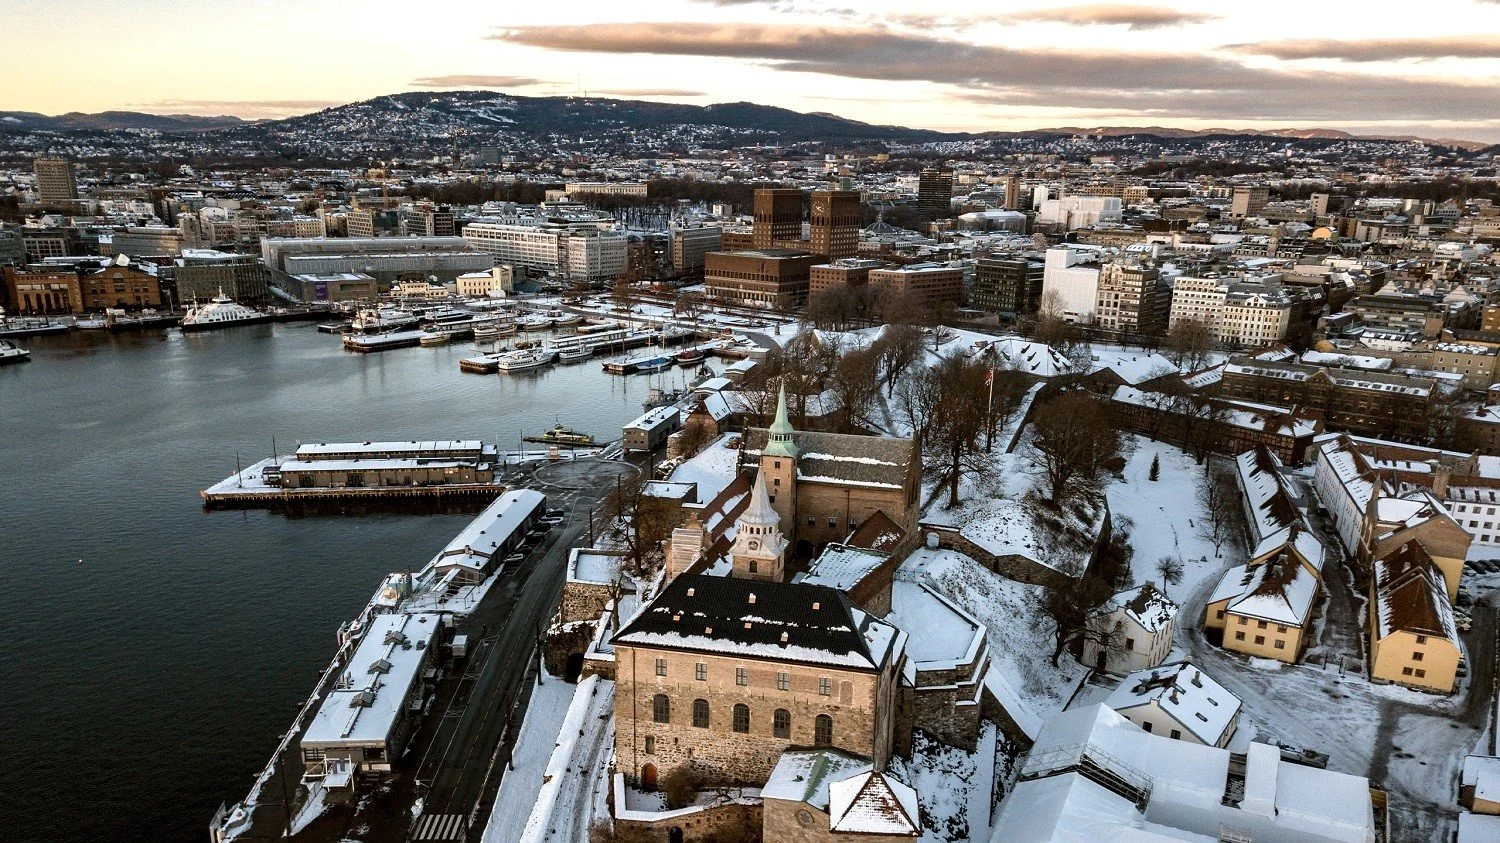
[[1459, 813, 1500, 842], [303, 613, 439, 748], [568, 548, 624, 585], [295, 439, 485, 457], [1099, 583, 1178, 633], [1209, 561, 1317, 627], [990, 337, 1072, 377], [991, 773, 1192, 842], [800, 543, 890, 592], [432, 489, 544, 573], [667, 433, 741, 504], [1105, 662, 1241, 746], [1463, 755, 1500, 805], [828, 771, 921, 835], [885, 580, 985, 668], [1373, 545, 1459, 644], [763, 749, 871, 810], [1089, 349, 1179, 385], [1300, 350, 1394, 371]]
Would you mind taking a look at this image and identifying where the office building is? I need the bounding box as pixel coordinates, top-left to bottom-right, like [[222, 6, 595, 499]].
[[33, 157, 77, 207], [669, 225, 723, 273], [867, 263, 965, 307], [809, 258, 885, 298], [809, 189, 861, 260], [1037, 196, 1122, 230], [1004, 173, 1023, 210], [346, 207, 377, 239], [288, 272, 378, 302], [1231, 186, 1271, 218], [917, 169, 953, 219], [971, 256, 1044, 315], [1093, 261, 1171, 335], [704, 248, 816, 309], [753, 189, 804, 248], [1041, 244, 1105, 322], [175, 251, 273, 304]]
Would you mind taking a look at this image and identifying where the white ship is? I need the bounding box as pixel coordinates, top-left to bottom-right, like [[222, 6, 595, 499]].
[[351, 305, 419, 334], [180, 293, 271, 333], [494, 348, 556, 373], [0, 339, 31, 365]]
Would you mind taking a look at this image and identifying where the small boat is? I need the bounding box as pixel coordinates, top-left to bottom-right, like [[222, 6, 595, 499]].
[[516, 314, 552, 332], [550, 311, 582, 327], [419, 330, 451, 347], [675, 347, 706, 365], [525, 425, 595, 447], [75, 317, 108, 330], [637, 355, 673, 373], [180, 293, 272, 332], [473, 319, 517, 341], [558, 345, 591, 363], [351, 305, 419, 334], [0, 339, 31, 365]]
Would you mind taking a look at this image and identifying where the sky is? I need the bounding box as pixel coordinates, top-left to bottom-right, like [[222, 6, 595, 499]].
[[4, 0, 1500, 142]]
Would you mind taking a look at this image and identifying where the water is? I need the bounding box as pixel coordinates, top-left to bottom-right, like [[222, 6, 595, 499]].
[[0, 324, 673, 841]]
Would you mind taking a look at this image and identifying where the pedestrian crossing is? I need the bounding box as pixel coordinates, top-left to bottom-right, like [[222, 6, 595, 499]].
[[411, 812, 467, 841]]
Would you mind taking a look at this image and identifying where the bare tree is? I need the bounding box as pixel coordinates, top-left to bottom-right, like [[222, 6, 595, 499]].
[[1155, 555, 1185, 597], [1196, 461, 1236, 559], [873, 324, 924, 396], [660, 765, 701, 809], [673, 290, 706, 328], [1033, 572, 1119, 666], [924, 357, 991, 507], [600, 472, 676, 572], [826, 345, 882, 433], [1028, 390, 1122, 505], [1165, 317, 1213, 371]]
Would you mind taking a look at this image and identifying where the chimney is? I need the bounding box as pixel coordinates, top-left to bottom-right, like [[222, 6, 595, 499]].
[[686, 587, 695, 597], [748, 593, 757, 604], [1191, 670, 1202, 688], [780, 632, 789, 642], [812, 602, 820, 610]]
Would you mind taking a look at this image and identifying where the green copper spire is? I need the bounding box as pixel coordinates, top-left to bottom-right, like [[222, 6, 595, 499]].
[[764, 381, 798, 458]]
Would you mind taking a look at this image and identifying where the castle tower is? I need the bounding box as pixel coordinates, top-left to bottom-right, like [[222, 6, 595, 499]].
[[730, 472, 787, 581], [760, 383, 799, 544]]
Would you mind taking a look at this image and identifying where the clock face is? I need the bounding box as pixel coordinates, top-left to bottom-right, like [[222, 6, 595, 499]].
[[796, 809, 814, 827], [748, 540, 760, 550], [813, 199, 827, 215]]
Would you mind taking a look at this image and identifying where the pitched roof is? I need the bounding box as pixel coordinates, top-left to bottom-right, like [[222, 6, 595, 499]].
[[1100, 582, 1178, 634], [1105, 661, 1241, 746], [740, 428, 915, 489], [1213, 559, 1318, 626], [1373, 542, 1459, 642], [612, 574, 905, 671], [828, 771, 921, 836], [844, 509, 907, 552]]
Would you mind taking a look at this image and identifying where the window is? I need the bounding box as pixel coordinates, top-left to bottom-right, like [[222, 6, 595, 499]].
[[819, 677, 831, 696], [807, 517, 815, 526], [695, 663, 707, 681], [655, 658, 667, 677], [366, 747, 385, 761], [774, 460, 781, 469], [814, 714, 833, 747], [1124, 638, 1135, 651], [302, 747, 326, 762], [1415, 634, 1428, 645], [1257, 620, 1268, 630], [692, 698, 710, 728], [1170, 729, 1182, 740], [644, 736, 655, 754], [1415, 668, 1426, 678], [773, 478, 779, 487], [828, 517, 837, 528], [1413, 651, 1424, 662], [1402, 667, 1413, 676], [736, 667, 747, 686], [733, 704, 750, 733], [1238, 617, 1247, 625], [1277, 625, 1288, 634], [1274, 639, 1286, 649], [748, 560, 758, 574], [1234, 631, 1246, 641], [774, 708, 791, 739], [1216, 610, 1225, 620], [652, 694, 670, 723], [777, 672, 790, 691], [1254, 635, 1265, 645], [1141, 721, 1153, 732]]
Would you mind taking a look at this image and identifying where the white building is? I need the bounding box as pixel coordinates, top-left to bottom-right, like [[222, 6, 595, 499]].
[[1082, 583, 1177, 675], [462, 221, 626, 282], [993, 705, 1378, 842], [1041, 244, 1105, 323], [1169, 275, 1229, 335], [1103, 662, 1241, 747], [1037, 196, 1122, 230]]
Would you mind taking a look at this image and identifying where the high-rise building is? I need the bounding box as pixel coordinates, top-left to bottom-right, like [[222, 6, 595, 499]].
[[1094, 261, 1172, 335], [971, 256, 1044, 315], [33, 157, 77, 206], [1230, 186, 1271, 218], [917, 168, 953, 219], [1041, 244, 1106, 322], [1310, 192, 1331, 218], [808, 189, 861, 260], [668, 226, 723, 274], [346, 207, 377, 239], [752, 189, 803, 248], [1004, 174, 1023, 211]]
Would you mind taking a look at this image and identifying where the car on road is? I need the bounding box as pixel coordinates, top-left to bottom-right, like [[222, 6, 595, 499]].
[[504, 552, 526, 565]]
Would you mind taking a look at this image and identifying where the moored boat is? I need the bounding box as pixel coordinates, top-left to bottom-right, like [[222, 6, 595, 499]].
[[524, 424, 595, 447], [180, 293, 272, 332], [0, 339, 31, 364], [494, 347, 556, 372], [342, 329, 426, 352]]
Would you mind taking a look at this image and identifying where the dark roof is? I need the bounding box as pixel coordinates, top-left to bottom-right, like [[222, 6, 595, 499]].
[[612, 574, 902, 671], [845, 510, 906, 552], [1374, 542, 1455, 640], [740, 428, 915, 489]]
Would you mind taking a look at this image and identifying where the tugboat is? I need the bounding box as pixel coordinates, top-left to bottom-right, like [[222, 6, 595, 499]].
[[525, 425, 595, 447], [0, 339, 31, 365], [180, 291, 272, 332]]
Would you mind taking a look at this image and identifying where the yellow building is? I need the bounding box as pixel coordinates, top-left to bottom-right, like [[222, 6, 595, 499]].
[[1360, 489, 1470, 603], [1204, 552, 1318, 664], [1368, 543, 1462, 693]]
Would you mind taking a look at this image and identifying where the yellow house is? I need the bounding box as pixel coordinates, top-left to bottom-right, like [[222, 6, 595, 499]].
[[1368, 542, 1462, 694], [1361, 489, 1470, 603], [1205, 553, 1318, 664]]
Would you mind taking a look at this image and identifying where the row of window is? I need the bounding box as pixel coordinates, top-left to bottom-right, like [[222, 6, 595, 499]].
[[1233, 631, 1288, 649], [649, 695, 833, 744], [657, 659, 833, 695]]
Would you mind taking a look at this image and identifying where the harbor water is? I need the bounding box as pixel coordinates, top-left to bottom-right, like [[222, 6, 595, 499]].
[[0, 324, 676, 841]]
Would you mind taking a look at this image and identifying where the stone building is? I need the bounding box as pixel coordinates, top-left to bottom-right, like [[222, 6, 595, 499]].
[[741, 387, 921, 554], [763, 750, 921, 843], [81, 257, 160, 310], [1220, 355, 1447, 442], [611, 573, 908, 789]]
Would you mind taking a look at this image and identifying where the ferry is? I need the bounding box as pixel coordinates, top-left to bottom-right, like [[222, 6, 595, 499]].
[[557, 345, 591, 363], [342, 330, 426, 352], [351, 305, 419, 334], [0, 339, 31, 365], [180, 293, 272, 332], [494, 348, 555, 373], [472, 317, 517, 341], [524, 425, 595, 447]]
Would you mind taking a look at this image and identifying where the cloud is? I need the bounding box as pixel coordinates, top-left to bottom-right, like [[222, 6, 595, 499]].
[[590, 88, 706, 97], [1226, 36, 1500, 62], [490, 22, 1500, 122], [410, 74, 545, 88], [1002, 4, 1220, 30]]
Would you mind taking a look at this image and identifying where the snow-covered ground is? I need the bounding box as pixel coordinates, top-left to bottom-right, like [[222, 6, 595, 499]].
[[891, 724, 1007, 843], [483, 674, 598, 843], [1105, 436, 1240, 600], [900, 548, 1088, 738]]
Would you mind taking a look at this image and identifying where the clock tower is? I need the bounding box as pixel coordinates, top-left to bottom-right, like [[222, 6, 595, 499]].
[[730, 471, 787, 582]]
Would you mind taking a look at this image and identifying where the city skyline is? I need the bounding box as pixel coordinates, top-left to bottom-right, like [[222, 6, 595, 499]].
[[6, 0, 1500, 141]]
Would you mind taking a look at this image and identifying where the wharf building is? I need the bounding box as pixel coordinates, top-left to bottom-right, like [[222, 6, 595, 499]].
[[261, 236, 492, 287], [264, 440, 499, 491]]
